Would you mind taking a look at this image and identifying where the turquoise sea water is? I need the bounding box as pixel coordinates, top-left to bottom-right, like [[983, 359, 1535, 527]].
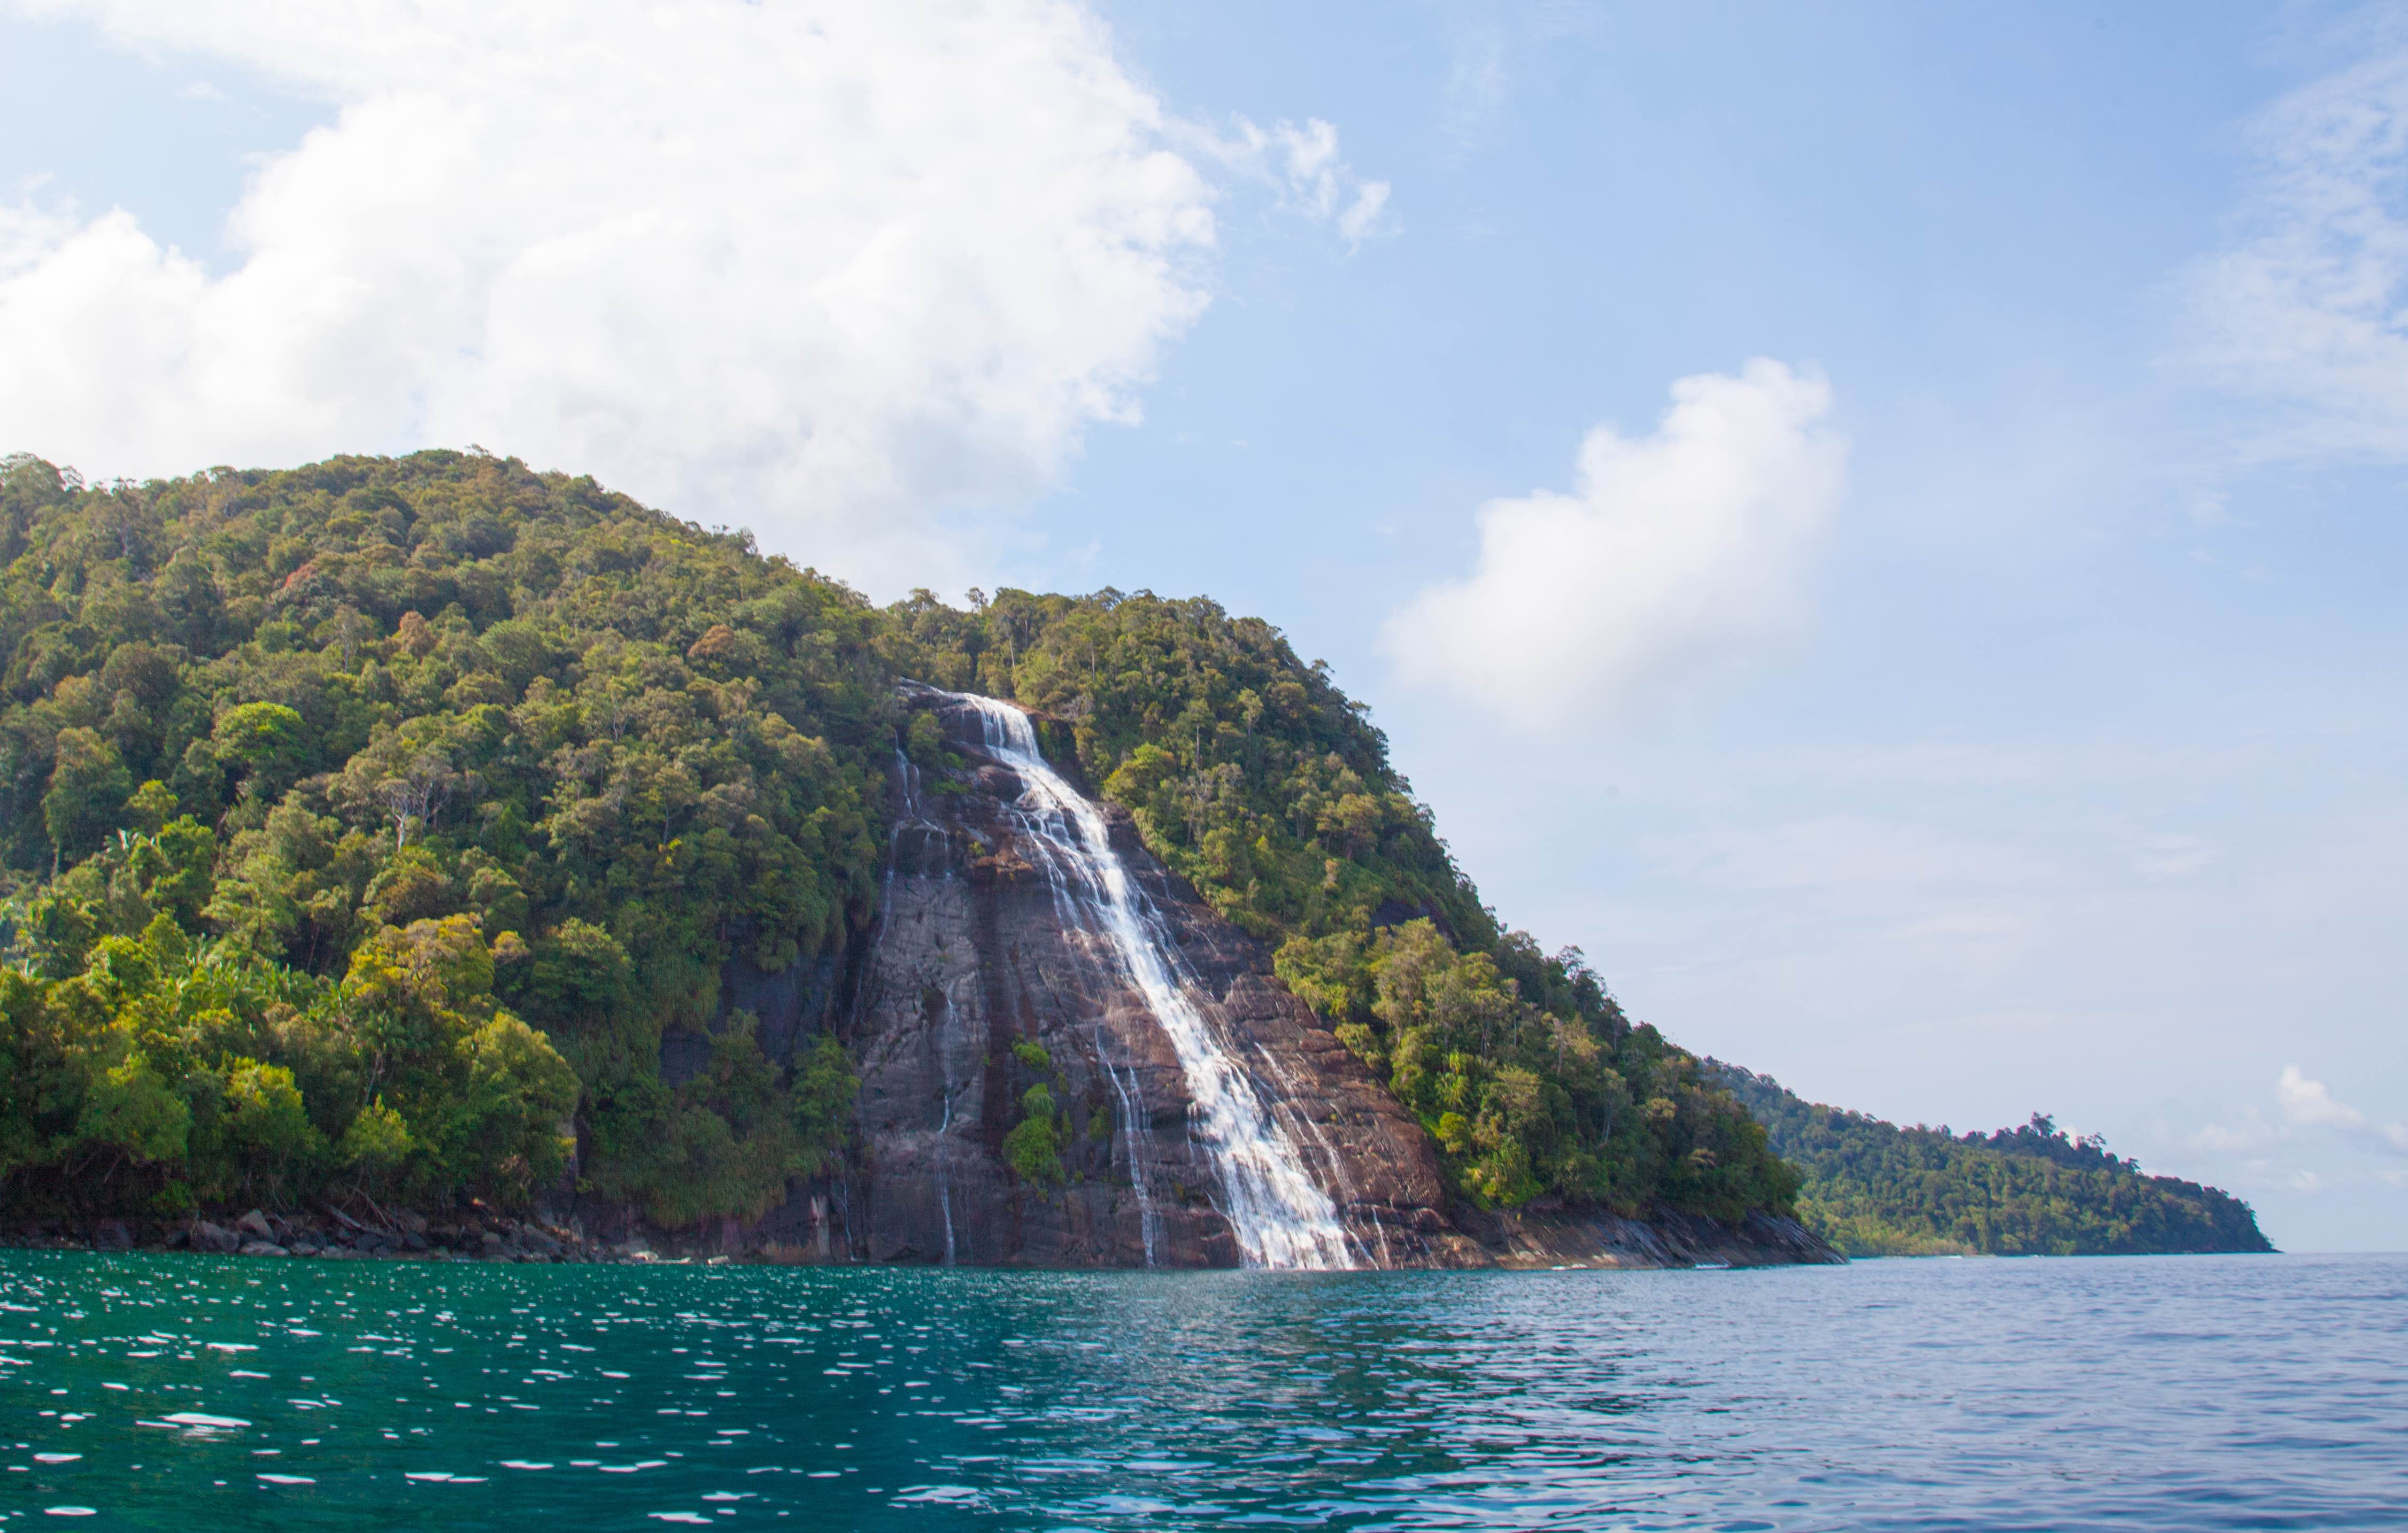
[[1, 1250, 2399, 1530]]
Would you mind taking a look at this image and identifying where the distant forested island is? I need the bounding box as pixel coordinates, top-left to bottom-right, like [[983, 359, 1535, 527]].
[[1709, 1064, 2272, 1256]]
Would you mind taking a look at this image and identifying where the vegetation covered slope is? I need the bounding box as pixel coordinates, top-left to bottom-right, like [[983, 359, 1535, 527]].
[[2, 450, 1793, 1230], [1708, 1064, 2272, 1256], [892, 590, 1799, 1218], [2, 452, 872, 1225]]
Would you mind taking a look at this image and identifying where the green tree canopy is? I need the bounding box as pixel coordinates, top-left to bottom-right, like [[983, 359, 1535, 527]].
[[1, 452, 876, 1225], [1, 449, 1810, 1234], [1709, 1063, 2272, 1256]]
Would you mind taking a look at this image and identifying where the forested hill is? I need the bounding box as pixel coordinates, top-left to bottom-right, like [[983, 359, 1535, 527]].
[[1708, 1064, 2273, 1257], [1, 449, 1793, 1234]]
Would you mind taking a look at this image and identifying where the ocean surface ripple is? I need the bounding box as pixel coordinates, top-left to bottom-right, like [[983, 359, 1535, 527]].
[[2, 1251, 2399, 1529]]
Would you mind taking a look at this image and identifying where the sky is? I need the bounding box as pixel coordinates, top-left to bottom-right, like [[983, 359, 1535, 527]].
[[3, 0, 2403, 1250]]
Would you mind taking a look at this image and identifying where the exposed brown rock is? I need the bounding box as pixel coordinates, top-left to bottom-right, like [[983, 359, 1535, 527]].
[[817, 687, 1837, 1272]]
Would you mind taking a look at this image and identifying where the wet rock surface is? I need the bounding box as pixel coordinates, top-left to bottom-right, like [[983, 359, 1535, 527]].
[[824, 688, 1838, 1272], [836, 689, 1453, 1268]]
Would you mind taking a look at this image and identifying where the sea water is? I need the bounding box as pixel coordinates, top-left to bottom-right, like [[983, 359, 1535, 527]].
[[1, 1250, 2399, 1529]]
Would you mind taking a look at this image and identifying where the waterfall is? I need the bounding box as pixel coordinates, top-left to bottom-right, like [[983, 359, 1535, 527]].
[[936, 1090, 958, 1268], [1094, 1022, 1165, 1268], [946, 691, 1355, 1271]]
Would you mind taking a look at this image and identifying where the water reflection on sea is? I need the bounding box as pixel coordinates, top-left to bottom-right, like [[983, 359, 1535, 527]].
[[2, 1250, 2399, 1529]]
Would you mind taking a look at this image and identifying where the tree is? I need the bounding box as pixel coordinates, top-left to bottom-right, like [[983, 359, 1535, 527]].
[[44, 727, 133, 865], [123, 779, 178, 835], [212, 1059, 323, 1202], [339, 1098, 417, 1196], [210, 702, 307, 802], [450, 1013, 578, 1198], [74, 1057, 192, 1169], [377, 752, 458, 850], [791, 1035, 857, 1179]]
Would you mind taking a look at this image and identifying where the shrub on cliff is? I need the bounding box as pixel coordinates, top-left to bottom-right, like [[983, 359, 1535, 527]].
[[1002, 1085, 1069, 1189]]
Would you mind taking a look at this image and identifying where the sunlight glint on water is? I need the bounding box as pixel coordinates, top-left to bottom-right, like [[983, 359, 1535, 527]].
[[2, 1251, 2399, 1531]]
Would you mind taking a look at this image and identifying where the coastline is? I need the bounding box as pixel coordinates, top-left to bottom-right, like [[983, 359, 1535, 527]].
[[2, 1201, 1844, 1271]]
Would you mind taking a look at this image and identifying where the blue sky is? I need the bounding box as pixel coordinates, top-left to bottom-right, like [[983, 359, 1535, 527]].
[[5, 1, 2403, 1248]]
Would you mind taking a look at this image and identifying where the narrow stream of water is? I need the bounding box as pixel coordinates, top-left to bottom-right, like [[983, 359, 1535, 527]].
[[948, 691, 1354, 1271]]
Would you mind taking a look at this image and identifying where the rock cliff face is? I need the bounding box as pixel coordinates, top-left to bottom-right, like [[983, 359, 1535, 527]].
[[776, 687, 1839, 1272], [839, 686, 1446, 1267]]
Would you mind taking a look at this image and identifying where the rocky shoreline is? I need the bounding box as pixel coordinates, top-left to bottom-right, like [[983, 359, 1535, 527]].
[[5, 1199, 1840, 1271], [4, 1206, 631, 1266], [1441, 1205, 1845, 1268]]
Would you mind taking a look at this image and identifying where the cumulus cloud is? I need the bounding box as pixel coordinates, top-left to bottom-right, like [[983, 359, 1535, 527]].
[[2278, 1065, 2408, 1156], [2198, 1066, 2408, 1164], [1383, 359, 1846, 727], [2183, 34, 2408, 460], [0, 0, 1384, 591], [2176, 1067, 2406, 1209]]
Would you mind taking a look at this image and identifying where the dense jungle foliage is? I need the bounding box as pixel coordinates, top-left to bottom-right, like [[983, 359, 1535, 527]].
[[1, 448, 1790, 1231], [1708, 1064, 2272, 1256], [892, 588, 1799, 1220], [1, 452, 869, 1225]]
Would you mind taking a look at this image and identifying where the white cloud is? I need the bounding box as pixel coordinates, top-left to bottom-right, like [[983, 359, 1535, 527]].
[[2278, 1065, 2408, 1156], [1199, 116, 1392, 247], [1383, 358, 1846, 726], [0, 0, 1382, 591], [2183, 34, 2408, 460], [2277, 1063, 2360, 1128], [2192, 1067, 2408, 1171]]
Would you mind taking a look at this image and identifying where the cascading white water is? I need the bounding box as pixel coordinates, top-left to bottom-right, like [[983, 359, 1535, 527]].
[[1092, 1022, 1166, 1268], [949, 691, 1355, 1271]]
